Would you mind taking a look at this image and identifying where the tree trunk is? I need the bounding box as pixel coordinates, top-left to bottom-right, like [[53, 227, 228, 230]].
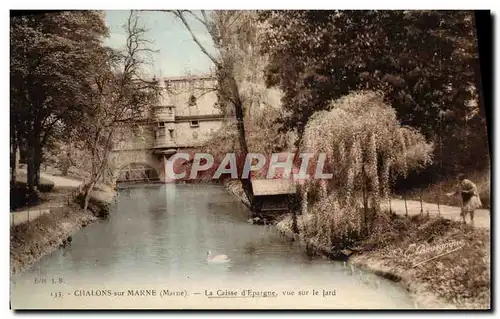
[[83, 181, 96, 213], [34, 145, 42, 186], [227, 74, 254, 207], [10, 132, 18, 186], [27, 122, 42, 193], [292, 209, 299, 234], [26, 145, 36, 194], [403, 192, 408, 217], [472, 12, 486, 122], [61, 150, 72, 176]]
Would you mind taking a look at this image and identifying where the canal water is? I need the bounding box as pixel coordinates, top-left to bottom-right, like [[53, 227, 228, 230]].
[[11, 184, 416, 309]]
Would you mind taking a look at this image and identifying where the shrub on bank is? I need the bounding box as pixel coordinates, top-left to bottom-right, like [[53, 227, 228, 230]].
[[37, 178, 55, 193], [299, 91, 433, 246], [13, 171, 55, 193], [277, 211, 490, 308], [357, 214, 490, 309], [74, 190, 113, 218], [10, 173, 55, 209]]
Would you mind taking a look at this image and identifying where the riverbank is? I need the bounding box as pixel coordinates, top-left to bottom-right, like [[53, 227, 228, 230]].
[[10, 177, 115, 276], [225, 180, 251, 208], [275, 212, 490, 309], [10, 203, 97, 276], [219, 180, 490, 308]]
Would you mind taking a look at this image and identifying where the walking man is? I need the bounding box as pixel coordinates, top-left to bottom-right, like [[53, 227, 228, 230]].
[[447, 173, 482, 227]]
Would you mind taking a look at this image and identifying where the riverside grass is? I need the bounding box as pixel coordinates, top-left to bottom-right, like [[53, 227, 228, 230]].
[[276, 212, 490, 309]]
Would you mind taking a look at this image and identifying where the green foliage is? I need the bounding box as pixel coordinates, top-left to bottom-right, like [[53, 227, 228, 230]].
[[213, 11, 282, 117], [10, 11, 109, 139], [200, 104, 294, 159], [10, 11, 109, 191], [299, 91, 433, 246], [260, 10, 488, 177]]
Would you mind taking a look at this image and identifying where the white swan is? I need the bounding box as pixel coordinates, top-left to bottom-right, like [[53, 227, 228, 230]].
[[206, 250, 231, 263]]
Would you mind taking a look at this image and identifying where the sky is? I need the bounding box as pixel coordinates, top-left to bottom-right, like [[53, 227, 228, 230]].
[[104, 10, 216, 78]]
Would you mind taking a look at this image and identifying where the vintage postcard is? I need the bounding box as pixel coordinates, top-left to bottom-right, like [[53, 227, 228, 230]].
[[9, 9, 491, 310]]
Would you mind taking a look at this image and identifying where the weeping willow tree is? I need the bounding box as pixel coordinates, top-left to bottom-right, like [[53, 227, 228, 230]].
[[298, 91, 433, 248]]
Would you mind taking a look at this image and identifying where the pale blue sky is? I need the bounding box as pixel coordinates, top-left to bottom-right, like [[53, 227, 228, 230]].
[[104, 10, 216, 77]]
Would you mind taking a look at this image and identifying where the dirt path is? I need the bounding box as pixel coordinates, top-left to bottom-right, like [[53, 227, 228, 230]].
[[387, 199, 490, 229], [11, 172, 82, 227], [11, 170, 116, 227], [39, 172, 82, 188]]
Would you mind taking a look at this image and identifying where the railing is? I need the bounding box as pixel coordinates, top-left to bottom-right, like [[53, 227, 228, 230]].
[[153, 137, 177, 149], [116, 167, 160, 183], [154, 112, 175, 122], [10, 189, 81, 228]]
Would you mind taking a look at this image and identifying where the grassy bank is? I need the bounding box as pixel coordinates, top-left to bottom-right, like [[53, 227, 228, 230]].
[[10, 184, 115, 276], [225, 178, 490, 308], [276, 213, 490, 309], [10, 203, 97, 275]]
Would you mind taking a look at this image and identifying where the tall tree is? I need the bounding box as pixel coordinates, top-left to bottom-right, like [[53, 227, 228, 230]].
[[260, 10, 487, 176], [10, 11, 109, 196], [75, 11, 160, 213], [169, 10, 256, 205]]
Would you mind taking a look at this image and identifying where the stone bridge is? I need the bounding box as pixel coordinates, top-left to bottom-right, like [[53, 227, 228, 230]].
[[109, 74, 225, 184]]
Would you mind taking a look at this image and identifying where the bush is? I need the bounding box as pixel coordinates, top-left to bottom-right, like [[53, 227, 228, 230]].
[[300, 91, 433, 243], [37, 177, 55, 193], [74, 191, 110, 218], [15, 172, 55, 193], [10, 185, 29, 210]]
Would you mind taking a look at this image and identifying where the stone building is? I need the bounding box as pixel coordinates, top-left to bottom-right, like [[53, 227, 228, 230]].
[[154, 74, 224, 156], [109, 74, 226, 183]]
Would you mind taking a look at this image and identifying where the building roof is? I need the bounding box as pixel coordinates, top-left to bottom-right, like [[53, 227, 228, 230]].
[[251, 179, 297, 196]]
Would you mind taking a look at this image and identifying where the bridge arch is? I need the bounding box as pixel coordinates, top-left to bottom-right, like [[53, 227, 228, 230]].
[[116, 162, 160, 183]]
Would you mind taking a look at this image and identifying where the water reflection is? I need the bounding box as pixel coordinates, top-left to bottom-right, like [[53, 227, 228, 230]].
[[11, 184, 415, 309]]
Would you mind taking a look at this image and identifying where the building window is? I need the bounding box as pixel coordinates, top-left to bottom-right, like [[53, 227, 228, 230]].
[[188, 95, 197, 106], [168, 129, 175, 139], [190, 120, 199, 128], [157, 128, 165, 138], [167, 107, 173, 115], [158, 121, 165, 128]]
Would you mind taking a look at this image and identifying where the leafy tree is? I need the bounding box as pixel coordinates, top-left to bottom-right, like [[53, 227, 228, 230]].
[[299, 91, 433, 245], [10, 11, 109, 196], [214, 10, 282, 118], [260, 10, 488, 178], [168, 10, 260, 204], [74, 11, 160, 212]]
